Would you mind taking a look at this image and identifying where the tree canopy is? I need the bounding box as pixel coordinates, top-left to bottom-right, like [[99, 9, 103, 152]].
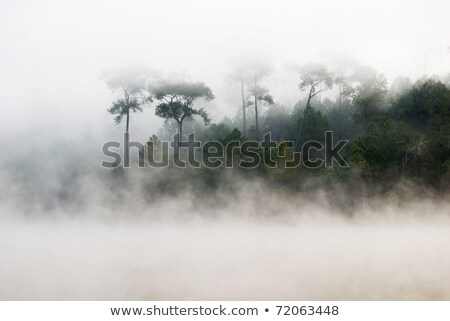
[[152, 81, 214, 137]]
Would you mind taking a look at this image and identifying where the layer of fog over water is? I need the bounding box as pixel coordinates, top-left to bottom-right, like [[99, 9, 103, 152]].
[[1, 0, 450, 300], [1, 198, 450, 300], [1, 177, 450, 300]]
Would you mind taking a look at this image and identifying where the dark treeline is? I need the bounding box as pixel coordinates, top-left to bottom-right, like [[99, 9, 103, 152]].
[[105, 63, 450, 212]]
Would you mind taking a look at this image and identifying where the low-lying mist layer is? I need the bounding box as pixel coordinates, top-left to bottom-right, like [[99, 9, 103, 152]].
[[1, 144, 449, 300], [1, 170, 450, 300], [1, 212, 450, 300]]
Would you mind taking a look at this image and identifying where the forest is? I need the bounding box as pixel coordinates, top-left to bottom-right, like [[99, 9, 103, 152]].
[[105, 62, 450, 212]]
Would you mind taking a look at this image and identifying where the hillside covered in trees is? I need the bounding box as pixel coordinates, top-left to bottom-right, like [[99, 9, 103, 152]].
[[105, 63, 450, 211]]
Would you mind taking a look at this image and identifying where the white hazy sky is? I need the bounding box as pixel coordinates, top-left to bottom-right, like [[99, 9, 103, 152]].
[[0, 0, 449, 144]]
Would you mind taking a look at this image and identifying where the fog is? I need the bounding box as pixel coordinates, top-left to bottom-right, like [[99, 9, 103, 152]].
[[1, 0, 450, 300], [1, 200, 450, 300], [1, 174, 450, 299], [1, 0, 449, 141]]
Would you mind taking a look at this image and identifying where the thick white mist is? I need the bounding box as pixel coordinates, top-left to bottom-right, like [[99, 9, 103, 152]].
[[1, 202, 449, 300]]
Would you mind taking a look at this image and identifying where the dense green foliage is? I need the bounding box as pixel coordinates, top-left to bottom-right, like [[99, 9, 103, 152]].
[[108, 69, 450, 205]]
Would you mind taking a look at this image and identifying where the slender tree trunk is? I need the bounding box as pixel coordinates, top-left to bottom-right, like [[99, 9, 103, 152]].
[[254, 76, 259, 140], [173, 119, 183, 159], [124, 109, 130, 167], [294, 106, 307, 151], [338, 84, 342, 140], [241, 78, 246, 136], [254, 95, 259, 140], [126, 109, 130, 133], [294, 87, 314, 151]]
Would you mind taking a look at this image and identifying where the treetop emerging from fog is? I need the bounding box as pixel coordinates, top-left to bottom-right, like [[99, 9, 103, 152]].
[[289, 63, 334, 91], [152, 81, 214, 137], [152, 81, 215, 102]]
